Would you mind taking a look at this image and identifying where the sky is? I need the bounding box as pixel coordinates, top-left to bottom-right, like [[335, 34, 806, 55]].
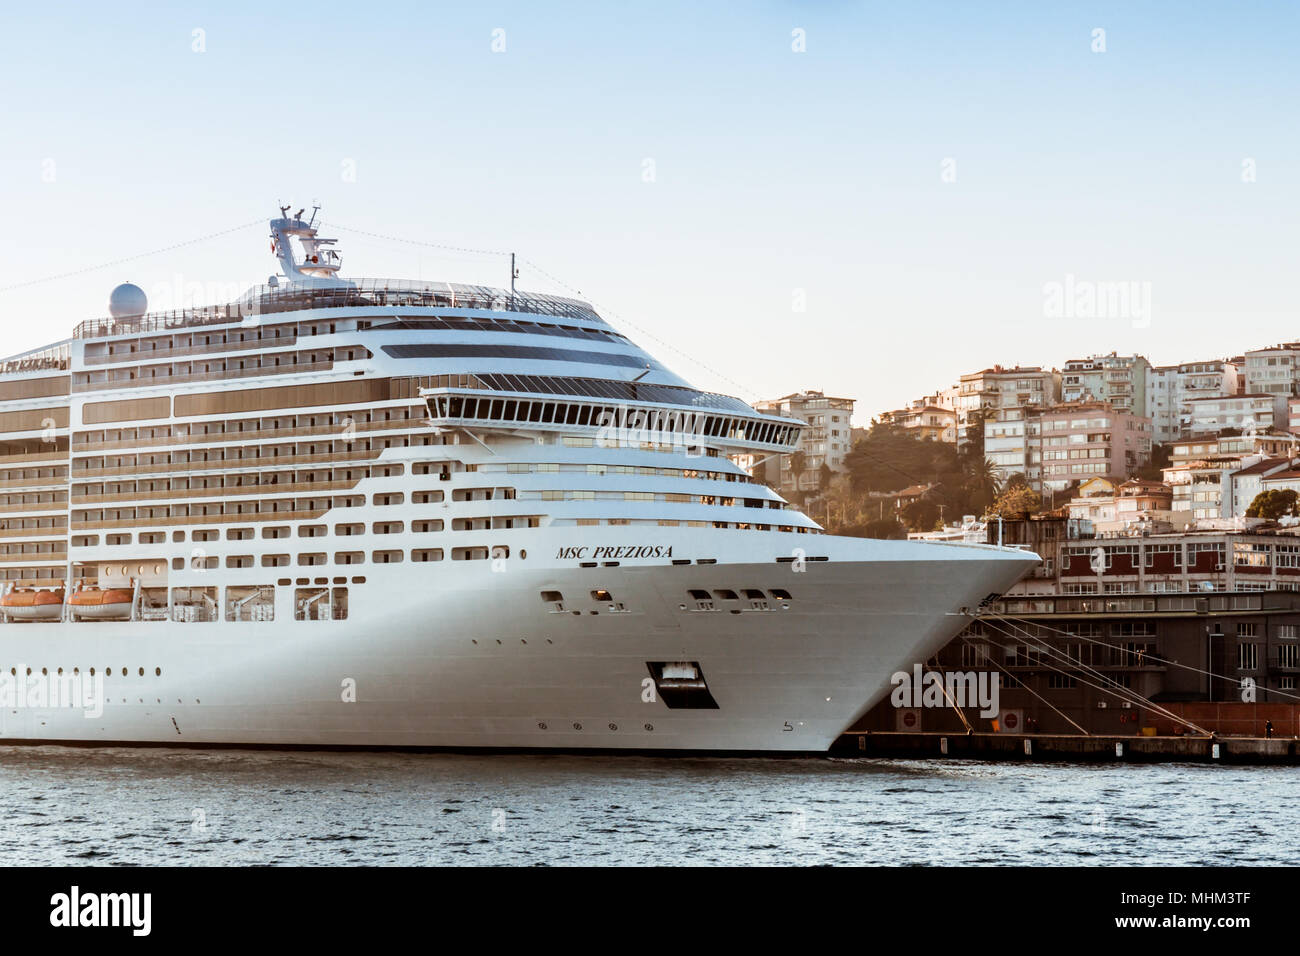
[[0, 1, 1296, 423]]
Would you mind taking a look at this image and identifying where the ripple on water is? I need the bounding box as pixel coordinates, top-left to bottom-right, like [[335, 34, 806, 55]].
[[0, 748, 1297, 864]]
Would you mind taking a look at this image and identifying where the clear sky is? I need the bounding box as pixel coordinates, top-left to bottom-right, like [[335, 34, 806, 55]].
[[0, 1, 1295, 421]]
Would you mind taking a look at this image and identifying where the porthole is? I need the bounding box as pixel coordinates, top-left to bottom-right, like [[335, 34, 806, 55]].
[[40, 668, 47, 676], [105, 567, 115, 577], [89, 668, 95, 676], [138, 565, 146, 576], [138, 667, 144, 676], [608, 723, 617, 731], [155, 667, 161, 677], [154, 564, 163, 574], [520, 549, 527, 560], [644, 723, 654, 731], [573, 722, 582, 731], [25, 668, 30, 676], [538, 722, 547, 730], [120, 566, 128, 576], [121, 668, 127, 676]]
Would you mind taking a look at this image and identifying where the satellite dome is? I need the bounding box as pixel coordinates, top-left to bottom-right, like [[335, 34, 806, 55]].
[[108, 283, 148, 319]]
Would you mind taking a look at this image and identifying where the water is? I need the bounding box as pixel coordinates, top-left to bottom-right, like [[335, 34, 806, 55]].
[[0, 746, 1294, 865]]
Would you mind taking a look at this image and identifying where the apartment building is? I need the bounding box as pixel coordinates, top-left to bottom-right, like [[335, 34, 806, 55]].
[[1184, 393, 1275, 435], [1060, 353, 1152, 419], [1066, 478, 1188, 536], [955, 365, 1060, 449], [1243, 344, 1300, 425], [885, 403, 957, 442], [1146, 359, 1240, 443], [753, 390, 855, 496], [1038, 402, 1152, 492]]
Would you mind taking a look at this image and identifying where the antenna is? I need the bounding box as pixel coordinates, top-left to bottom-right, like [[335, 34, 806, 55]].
[[509, 253, 519, 309]]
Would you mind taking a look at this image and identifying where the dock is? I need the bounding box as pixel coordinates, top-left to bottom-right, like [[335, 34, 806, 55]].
[[831, 731, 1300, 764]]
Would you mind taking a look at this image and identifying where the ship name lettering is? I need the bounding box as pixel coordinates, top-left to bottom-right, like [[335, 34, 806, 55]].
[[556, 545, 673, 560]]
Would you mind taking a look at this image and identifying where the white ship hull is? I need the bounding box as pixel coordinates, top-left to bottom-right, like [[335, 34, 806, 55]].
[[0, 531, 1036, 753]]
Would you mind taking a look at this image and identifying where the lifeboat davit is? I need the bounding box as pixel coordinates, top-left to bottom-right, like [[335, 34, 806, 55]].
[[69, 588, 134, 621], [1, 588, 65, 622]]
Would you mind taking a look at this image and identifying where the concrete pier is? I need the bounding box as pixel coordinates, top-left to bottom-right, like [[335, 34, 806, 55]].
[[831, 731, 1300, 764]]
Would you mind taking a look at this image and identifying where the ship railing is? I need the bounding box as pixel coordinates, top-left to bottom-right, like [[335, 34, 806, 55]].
[[0, 341, 73, 376], [72, 279, 602, 340]]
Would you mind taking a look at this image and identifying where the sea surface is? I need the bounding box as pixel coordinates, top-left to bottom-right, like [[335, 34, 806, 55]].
[[0, 746, 1292, 865]]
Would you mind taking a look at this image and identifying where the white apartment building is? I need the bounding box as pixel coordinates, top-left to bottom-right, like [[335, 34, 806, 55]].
[[1184, 393, 1275, 435], [754, 390, 855, 495], [1243, 344, 1300, 425], [1146, 359, 1240, 444]]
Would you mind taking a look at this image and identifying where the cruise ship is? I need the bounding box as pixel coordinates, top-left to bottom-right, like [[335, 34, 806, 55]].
[[0, 208, 1038, 752]]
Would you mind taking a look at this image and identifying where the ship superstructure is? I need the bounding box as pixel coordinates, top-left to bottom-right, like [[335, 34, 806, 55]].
[[0, 209, 1038, 751]]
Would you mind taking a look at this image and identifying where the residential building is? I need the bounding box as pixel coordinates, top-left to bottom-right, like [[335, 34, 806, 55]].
[[955, 365, 1060, 450], [983, 406, 1039, 488], [1243, 343, 1300, 425], [1038, 402, 1152, 492], [1146, 359, 1240, 444], [753, 390, 855, 496], [1184, 393, 1274, 435], [880, 398, 957, 442], [1061, 353, 1152, 419], [1288, 396, 1300, 436], [1067, 479, 1188, 536]]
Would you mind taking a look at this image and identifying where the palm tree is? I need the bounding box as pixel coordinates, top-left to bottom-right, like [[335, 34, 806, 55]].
[[965, 456, 1002, 512], [787, 450, 808, 490]]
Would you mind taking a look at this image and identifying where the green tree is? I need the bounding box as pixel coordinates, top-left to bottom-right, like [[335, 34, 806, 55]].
[[963, 456, 1003, 515], [1246, 488, 1299, 520]]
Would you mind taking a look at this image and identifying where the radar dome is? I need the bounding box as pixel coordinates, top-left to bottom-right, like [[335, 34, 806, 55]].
[[108, 283, 148, 319]]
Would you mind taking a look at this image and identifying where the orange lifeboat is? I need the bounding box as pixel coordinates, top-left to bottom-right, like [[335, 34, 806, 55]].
[[69, 587, 134, 621], [1, 588, 65, 622]]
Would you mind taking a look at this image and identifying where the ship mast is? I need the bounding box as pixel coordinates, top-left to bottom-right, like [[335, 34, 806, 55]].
[[269, 205, 345, 285]]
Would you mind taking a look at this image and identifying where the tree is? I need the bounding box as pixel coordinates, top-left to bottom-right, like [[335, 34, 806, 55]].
[[901, 497, 941, 532], [991, 483, 1042, 519], [855, 517, 906, 539], [962, 407, 989, 462], [787, 449, 808, 492], [1246, 488, 1299, 520], [1136, 443, 1171, 482], [963, 456, 1003, 515]]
